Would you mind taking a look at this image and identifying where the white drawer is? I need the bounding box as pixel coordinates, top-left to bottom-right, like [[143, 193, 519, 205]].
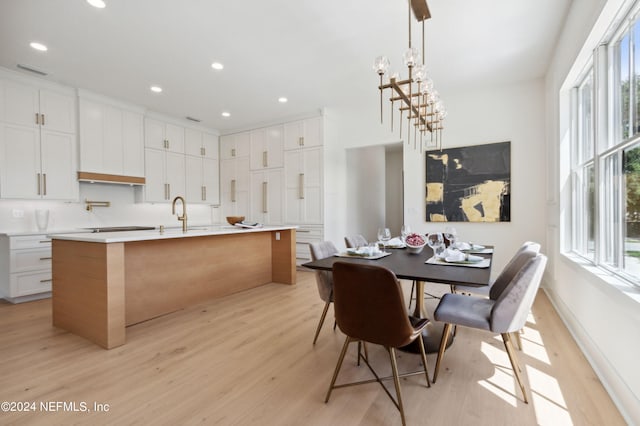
[[10, 248, 52, 272], [10, 235, 51, 250], [10, 270, 52, 297]]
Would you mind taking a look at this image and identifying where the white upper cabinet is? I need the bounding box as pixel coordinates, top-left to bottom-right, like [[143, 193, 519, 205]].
[[186, 155, 220, 205], [283, 116, 323, 150], [250, 125, 283, 170], [284, 147, 323, 224], [144, 148, 185, 203], [144, 118, 185, 153], [78, 94, 144, 177], [0, 77, 77, 200], [220, 132, 250, 160], [185, 127, 219, 159], [250, 168, 284, 225]]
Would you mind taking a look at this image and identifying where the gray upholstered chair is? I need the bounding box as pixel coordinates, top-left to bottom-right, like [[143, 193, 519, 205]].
[[309, 241, 339, 344], [432, 254, 547, 403], [325, 262, 430, 426], [454, 241, 541, 348], [344, 234, 368, 249]]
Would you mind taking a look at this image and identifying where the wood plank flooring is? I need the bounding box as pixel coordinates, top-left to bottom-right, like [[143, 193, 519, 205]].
[[0, 271, 625, 425]]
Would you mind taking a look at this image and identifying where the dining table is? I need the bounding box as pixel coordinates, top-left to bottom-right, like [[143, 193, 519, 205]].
[[302, 245, 493, 353]]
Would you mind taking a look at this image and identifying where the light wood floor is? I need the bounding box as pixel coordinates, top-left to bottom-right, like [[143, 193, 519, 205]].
[[0, 271, 624, 425]]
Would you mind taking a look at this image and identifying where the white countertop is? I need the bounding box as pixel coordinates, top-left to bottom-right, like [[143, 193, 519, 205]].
[[47, 225, 297, 243]]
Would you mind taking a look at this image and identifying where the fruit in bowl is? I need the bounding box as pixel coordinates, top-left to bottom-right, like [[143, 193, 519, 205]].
[[405, 233, 426, 254], [226, 216, 245, 226]]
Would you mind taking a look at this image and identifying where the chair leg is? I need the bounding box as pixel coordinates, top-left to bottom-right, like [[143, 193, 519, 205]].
[[313, 301, 331, 345], [325, 336, 352, 403], [503, 333, 522, 372], [417, 335, 431, 387], [409, 281, 415, 308], [433, 323, 453, 383], [388, 347, 407, 426], [501, 333, 528, 404], [513, 329, 523, 351]]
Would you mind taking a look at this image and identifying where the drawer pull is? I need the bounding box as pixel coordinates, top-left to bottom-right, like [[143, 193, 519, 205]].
[[40, 257, 52, 260], [297, 230, 311, 233], [39, 240, 50, 244], [40, 279, 52, 283]]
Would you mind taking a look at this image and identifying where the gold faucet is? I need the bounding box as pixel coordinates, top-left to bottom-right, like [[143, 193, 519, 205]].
[[171, 196, 188, 232]]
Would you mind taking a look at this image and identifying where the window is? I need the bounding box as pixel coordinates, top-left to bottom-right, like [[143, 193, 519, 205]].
[[568, 8, 640, 286]]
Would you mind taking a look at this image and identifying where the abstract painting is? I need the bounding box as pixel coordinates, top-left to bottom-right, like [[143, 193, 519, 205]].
[[425, 141, 510, 222]]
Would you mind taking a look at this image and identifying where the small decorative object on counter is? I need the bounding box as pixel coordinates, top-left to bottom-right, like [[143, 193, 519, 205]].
[[226, 216, 245, 225]]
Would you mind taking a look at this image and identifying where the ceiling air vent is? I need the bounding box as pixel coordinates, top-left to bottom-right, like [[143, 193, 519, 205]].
[[17, 64, 48, 76], [186, 116, 201, 122]]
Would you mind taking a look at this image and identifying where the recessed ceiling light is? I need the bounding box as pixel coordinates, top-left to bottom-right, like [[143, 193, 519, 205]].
[[150, 86, 163, 93], [29, 42, 47, 52], [221, 111, 231, 118], [211, 62, 224, 70], [86, 0, 106, 8], [278, 97, 288, 103]]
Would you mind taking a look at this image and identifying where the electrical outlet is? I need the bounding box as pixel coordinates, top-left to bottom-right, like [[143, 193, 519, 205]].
[[12, 209, 24, 218], [275, 232, 280, 241]]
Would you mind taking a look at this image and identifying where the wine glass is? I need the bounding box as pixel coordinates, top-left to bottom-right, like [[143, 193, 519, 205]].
[[444, 226, 457, 248], [378, 227, 391, 252], [427, 232, 445, 257], [400, 224, 412, 243]]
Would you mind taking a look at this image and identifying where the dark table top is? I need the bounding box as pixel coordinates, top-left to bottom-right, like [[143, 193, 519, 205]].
[[302, 247, 493, 287]]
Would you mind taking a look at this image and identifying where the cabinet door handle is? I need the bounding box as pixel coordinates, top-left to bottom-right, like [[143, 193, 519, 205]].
[[262, 181, 267, 213], [231, 148, 236, 157], [40, 279, 52, 283], [37, 173, 41, 195], [43, 174, 47, 195], [201, 147, 205, 156], [262, 151, 267, 167], [299, 173, 305, 199], [167, 183, 171, 199], [39, 257, 52, 260], [231, 179, 236, 202], [39, 240, 50, 243], [299, 136, 304, 146], [202, 185, 206, 201], [41, 114, 45, 126], [35, 113, 40, 125]]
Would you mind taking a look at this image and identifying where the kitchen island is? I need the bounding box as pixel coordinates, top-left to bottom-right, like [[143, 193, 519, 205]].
[[50, 226, 296, 349]]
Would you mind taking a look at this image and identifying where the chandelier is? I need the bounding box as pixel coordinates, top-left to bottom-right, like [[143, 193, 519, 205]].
[[373, 0, 446, 151]]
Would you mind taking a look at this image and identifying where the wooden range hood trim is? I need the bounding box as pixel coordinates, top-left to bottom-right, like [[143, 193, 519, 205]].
[[77, 171, 145, 185]]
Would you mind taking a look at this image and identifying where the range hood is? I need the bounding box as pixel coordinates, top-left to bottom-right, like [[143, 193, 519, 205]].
[[77, 171, 145, 186]]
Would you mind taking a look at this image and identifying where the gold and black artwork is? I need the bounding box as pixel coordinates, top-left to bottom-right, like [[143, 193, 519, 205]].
[[425, 141, 510, 222]]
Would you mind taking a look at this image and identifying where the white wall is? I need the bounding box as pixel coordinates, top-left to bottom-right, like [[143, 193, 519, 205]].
[[385, 145, 403, 237], [324, 78, 547, 276], [544, 0, 640, 423], [0, 183, 221, 234]]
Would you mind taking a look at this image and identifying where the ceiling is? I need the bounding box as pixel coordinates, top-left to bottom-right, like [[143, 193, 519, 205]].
[[0, 0, 572, 134]]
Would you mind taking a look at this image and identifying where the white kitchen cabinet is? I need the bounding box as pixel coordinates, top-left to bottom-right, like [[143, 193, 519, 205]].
[[0, 234, 52, 303], [144, 117, 185, 154], [0, 123, 77, 200], [0, 77, 77, 200], [294, 225, 324, 266], [250, 125, 284, 170], [186, 155, 219, 204], [1, 79, 75, 134], [78, 96, 144, 178], [220, 157, 250, 218], [185, 128, 219, 159], [220, 132, 250, 160], [284, 116, 323, 150], [144, 148, 185, 202], [250, 168, 283, 225], [284, 147, 323, 224]]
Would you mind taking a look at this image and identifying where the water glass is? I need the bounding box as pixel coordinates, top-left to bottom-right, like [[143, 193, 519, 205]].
[[444, 226, 457, 247], [377, 227, 391, 252], [400, 224, 412, 242], [427, 232, 445, 257]]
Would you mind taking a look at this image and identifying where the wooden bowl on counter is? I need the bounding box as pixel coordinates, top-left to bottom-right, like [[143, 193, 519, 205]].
[[226, 216, 245, 225]]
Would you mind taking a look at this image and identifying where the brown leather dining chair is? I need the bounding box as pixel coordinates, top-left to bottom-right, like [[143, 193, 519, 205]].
[[432, 254, 548, 403], [309, 241, 339, 344], [325, 262, 431, 426]]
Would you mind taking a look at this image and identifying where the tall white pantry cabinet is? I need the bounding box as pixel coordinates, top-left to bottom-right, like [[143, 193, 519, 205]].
[[0, 75, 78, 200], [220, 115, 324, 265]]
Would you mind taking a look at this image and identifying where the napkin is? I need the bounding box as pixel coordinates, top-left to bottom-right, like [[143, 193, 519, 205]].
[[386, 237, 405, 248], [438, 247, 464, 260], [452, 241, 471, 250], [347, 246, 381, 257]]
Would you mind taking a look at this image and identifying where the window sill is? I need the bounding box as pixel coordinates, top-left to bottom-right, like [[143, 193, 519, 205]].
[[560, 252, 640, 306]]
